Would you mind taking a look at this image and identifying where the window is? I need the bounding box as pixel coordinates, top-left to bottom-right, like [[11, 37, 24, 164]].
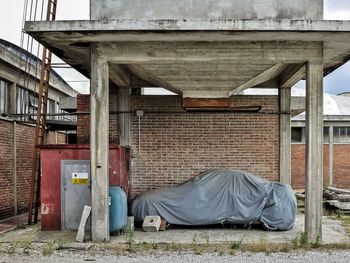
[[323, 127, 329, 143], [16, 86, 38, 121], [0, 79, 9, 114], [47, 99, 56, 120], [291, 127, 303, 143], [334, 127, 350, 143], [16, 86, 29, 120]]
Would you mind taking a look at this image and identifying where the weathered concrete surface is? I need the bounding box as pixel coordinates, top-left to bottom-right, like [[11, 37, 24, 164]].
[[0, 215, 348, 245], [91, 0, 323, 20], [279, 87, 291, 185], [112, 215, 349, 245], [305, 61, 324, 243], [24, 19, 350, 97], [90, 44, 110, 242]]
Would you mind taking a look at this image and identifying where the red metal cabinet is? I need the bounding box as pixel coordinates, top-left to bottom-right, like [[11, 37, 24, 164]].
[[39, 144, 130, 230]]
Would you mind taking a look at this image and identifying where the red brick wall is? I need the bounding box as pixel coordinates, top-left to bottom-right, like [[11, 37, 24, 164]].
[[0, 120, 14, 219], [129, 95, 279, 197], [333, 144, 350, 188], [76, 95, 279, 198], [0, 118, 66, 219], [291, 144, 350, 189], [77, 91, 119, 144]]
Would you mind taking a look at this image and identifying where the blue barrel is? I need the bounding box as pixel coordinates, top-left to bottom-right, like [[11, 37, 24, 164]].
[[109, 186, 128, 232]]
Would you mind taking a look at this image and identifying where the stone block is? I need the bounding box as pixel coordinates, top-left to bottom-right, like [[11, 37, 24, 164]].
[[142, 216, 161, 232]]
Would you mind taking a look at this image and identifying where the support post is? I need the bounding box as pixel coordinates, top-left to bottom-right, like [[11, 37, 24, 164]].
[[305, 60, 323, 243], [90, 44, 110, 242], [9, 82, 17, 115], [328, 126, 334, 186], [117, 87, 131, 146], [279, 87, 291, 185]]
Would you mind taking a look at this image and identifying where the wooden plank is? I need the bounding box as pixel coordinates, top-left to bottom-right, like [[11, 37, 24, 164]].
[[182, 98, 229, 108]]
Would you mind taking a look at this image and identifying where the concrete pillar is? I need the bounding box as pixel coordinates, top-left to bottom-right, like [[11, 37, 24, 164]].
[[117, 87, 131, 146], [9, 82, 17, 115], [90, 44, 110, 242], [279, 87, 291, 185], [328, 126, 334, 186], [305, 60, 323, 243]]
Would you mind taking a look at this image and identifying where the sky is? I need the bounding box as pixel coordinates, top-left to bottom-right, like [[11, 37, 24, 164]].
[[0, 0, 350, 95]]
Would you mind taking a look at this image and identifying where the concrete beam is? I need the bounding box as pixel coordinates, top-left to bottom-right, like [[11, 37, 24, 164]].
[[25, 19, 350, 33], [305, 60, 323, 243], [109, 64, 131, 87], [102, 42, 323, 64], [90, 44, 110, 242], [280, 64, 305, 88], [279, 87, 291, 185], [230, 64, 287, 96], [126, 64, 182, 95]]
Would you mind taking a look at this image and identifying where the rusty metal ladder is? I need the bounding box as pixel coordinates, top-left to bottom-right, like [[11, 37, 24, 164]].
[[28, 0, 58, 225]]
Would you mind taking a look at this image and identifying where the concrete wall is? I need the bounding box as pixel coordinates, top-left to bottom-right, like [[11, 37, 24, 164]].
[[90, 0, 323, 20], [0, 118, 66, 219], [77, 94, 280, 198]]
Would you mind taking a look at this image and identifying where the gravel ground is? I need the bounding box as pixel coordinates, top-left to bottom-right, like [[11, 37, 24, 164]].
[[1, 249, 350, 263]]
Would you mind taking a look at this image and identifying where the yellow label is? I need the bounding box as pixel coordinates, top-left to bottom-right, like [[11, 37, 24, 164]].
[[72, 178, 89, 184]]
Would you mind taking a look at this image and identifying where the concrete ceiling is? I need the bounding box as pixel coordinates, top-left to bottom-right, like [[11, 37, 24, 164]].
[[24, 19, 350, 98]]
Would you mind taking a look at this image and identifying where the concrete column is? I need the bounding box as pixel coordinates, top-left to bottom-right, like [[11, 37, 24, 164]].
[[279, 87, 291, 185], [305, 60, 323, 243], [90, 44, 110, 242], [328, 126, 334, 186], [9, 82, 17, 115], [117, 87, 131, 146]]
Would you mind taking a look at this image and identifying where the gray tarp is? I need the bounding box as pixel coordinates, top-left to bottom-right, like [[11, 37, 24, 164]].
[[132, 169, 297, 231]]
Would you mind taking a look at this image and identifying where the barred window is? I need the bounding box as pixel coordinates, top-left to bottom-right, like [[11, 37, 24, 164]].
[[0, 79, 9, 114], [334, 127, 350, 143]]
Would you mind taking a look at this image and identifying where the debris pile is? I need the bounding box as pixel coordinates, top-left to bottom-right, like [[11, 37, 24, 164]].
[[324, 187, 350, 214]]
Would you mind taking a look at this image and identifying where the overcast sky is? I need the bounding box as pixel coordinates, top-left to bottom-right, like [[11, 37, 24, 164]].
[[0, 0, 350, 95]]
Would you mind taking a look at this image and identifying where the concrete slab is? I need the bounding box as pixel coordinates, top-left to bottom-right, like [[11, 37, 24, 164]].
[[24, 19, 350, 81], [110, 215, 350, 245], [0, 215, 348, 245], [0, 213, 28, 235]]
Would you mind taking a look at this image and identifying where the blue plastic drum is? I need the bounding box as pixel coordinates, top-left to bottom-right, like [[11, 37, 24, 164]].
[[109, 186, 127, 232]]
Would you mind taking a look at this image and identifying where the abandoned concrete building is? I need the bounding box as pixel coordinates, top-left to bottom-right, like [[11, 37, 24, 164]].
[[21, 0, 350, 242], [0, 38, 77, 219]]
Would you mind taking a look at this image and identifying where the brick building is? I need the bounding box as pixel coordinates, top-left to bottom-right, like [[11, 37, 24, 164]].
[[0, 39, 77, 219], [291, 90, 350, 189], [25, 0, 350, 241]]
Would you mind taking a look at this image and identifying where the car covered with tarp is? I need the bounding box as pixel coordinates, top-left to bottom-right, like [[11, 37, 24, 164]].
[[132, 169, 297, 231]]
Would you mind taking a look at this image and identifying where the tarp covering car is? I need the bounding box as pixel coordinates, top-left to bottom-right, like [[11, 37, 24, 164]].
[[132, 169, 297, 231]]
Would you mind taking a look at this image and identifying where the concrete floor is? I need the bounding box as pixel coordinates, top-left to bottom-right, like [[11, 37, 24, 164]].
[[0, 214, 348, 245], [111, 215, 350, 245]]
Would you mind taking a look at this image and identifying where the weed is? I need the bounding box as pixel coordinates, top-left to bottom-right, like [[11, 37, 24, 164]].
[[151, 242, 158, 249], [247, 238, 269, 253], [125, 221, 135, 252], [42, 241, 55, 256], [311, 236, 321, 249], [299, 232, 308, 247], [6, 245, 16, 255], [17, 224, 26, 229], [230, 239, 243, 251]]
